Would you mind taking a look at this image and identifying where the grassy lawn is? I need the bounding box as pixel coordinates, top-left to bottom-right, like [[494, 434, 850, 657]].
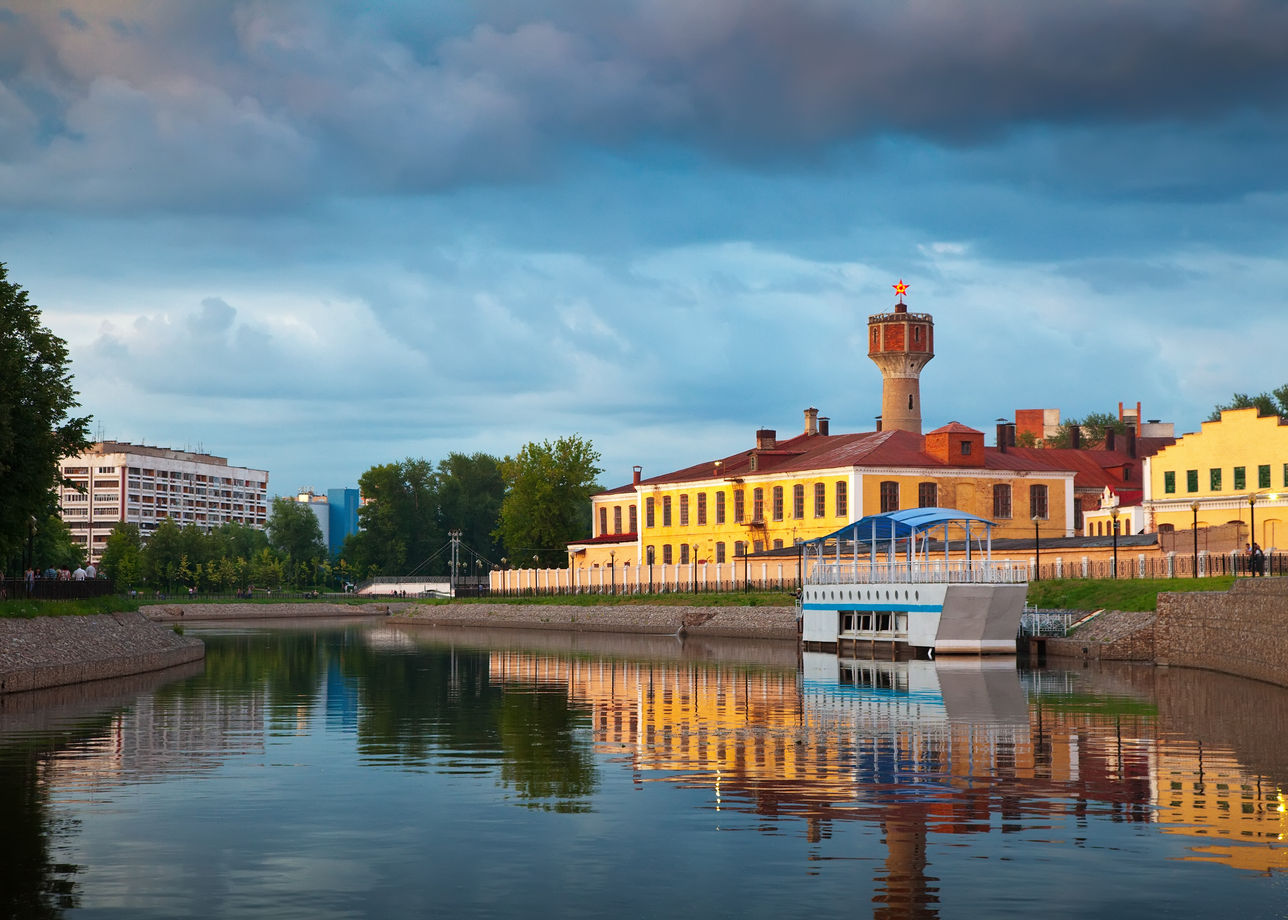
[[1025, 576, 1236, 612]]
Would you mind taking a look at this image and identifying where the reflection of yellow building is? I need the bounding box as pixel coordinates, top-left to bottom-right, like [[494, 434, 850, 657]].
[[487, 650, 1288, 874], [1142, 408, 1288, 547]]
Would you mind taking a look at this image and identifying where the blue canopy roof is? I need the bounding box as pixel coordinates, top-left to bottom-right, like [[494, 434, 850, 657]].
[[806, 507, 996, 547]]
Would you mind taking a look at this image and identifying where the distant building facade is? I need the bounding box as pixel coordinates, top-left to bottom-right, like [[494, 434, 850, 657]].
[[58, 441, 269, 562], [1139, 408, 1288, 548], [288, 487, 362, 557]]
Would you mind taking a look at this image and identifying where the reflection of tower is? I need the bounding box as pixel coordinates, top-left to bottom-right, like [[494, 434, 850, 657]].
[[869, 282, 934, 435]]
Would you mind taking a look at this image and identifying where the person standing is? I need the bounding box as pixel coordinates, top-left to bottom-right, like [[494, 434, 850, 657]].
[[1252, 542, 1266, 577], [86, 562, 97, 579], [24, 567, 34, 595]]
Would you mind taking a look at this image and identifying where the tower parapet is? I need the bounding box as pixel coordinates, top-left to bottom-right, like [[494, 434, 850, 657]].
[[868, 282, 934, 435]]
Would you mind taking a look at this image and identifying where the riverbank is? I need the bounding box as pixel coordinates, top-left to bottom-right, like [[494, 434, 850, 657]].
[[137, 601, 799, 640], [0, 612, 205, 695]]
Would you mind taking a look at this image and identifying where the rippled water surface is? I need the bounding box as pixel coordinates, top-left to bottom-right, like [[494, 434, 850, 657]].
[[3, 620, 1288, 919]]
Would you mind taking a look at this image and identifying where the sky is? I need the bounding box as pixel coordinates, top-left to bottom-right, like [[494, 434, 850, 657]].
[[3, 0, 1287, 496]]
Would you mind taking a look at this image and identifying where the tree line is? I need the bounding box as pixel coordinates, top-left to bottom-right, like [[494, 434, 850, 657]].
[[90, 436, 601, 592]]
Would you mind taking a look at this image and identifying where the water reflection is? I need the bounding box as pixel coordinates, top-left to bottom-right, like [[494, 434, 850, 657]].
[[0, 624, 1286, 919]]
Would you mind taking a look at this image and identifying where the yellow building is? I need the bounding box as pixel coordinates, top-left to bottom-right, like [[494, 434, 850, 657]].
[[571, 411, 1076, 571], [1142, 408, 1288, 548]]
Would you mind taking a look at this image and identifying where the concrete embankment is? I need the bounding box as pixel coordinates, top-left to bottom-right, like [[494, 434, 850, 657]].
[[1045, 578, 1288, 687], [141, 602, 393, 621], [0, 612, 205, 695], [390, 603, 799, 640]]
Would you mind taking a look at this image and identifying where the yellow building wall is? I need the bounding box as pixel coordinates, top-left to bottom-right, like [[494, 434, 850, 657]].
[[594, 467, 1072, 568], [1146, 408, 1288, 546]]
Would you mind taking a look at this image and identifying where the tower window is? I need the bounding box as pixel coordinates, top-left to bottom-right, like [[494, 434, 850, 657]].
[[960, 440, 972, 455], [908, 394, 914, 410]]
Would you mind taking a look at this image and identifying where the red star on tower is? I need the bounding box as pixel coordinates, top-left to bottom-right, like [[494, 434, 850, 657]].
[[892, 279, 909, 303]]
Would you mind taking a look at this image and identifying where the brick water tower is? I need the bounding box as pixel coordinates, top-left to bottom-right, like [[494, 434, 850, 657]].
[[868, 280, 934, 434]]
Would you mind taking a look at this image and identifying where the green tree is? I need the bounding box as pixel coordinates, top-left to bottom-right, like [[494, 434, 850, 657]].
[[349, 459, 442, 575], [1208, 385, 1288, 422], [29, 512, 84, 571], [1044, 412, 1129, 449], [437, 452, 505, 565], [496, 435, 601, 567], [267, 497, 326, 582], [0, 263, 91, 569], [99, 523, 143, 589]]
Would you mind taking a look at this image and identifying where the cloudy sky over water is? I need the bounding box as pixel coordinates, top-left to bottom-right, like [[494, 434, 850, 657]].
[[3, 0, 1287, 495]]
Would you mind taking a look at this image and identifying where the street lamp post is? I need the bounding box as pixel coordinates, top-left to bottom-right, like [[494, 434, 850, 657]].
[[1032, 514, 1041, 582], [693, 544, 700, 595], [646, 546, 654, 593], [609, 550, 616, 595], [1191, 500, 1200, 579], [1249, 491, 1258, 558], [1110, 508, 1120, 579]]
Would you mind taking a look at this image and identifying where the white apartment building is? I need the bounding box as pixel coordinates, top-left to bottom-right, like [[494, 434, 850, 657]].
[[59, 441, 270, 561]]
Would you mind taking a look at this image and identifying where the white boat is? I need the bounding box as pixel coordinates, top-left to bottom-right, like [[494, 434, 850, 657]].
[[799, 508, 1028, 656]]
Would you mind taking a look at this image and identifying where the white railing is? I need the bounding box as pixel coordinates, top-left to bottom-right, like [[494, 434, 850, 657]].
[[807, 560, 1029, 585]]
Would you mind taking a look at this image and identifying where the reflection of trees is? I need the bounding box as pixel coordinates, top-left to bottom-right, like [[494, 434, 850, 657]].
[[340, 642, 597, 808], [0, 746, 84, 919], [496, 688, 597, 811]]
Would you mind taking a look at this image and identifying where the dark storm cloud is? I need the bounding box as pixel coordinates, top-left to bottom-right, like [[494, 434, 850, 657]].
[[1, 0, 1286, 212]]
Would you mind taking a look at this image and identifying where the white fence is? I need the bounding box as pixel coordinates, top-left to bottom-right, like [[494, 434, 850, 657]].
[[807, 560, 1029, 586]]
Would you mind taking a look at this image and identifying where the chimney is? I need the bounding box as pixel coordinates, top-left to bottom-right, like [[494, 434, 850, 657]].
[[1125, 428, 1136, 458], [996, 422, 1008, 453], [875, 415, 883, 432], [713, 459, 723, 477], [819, 417, 830, 436], [632, 465, 642, 486], [1105, 428, 1115, 452], [804, 407, 819, 436], [1071, 425, 1081, 449], [755, 429, 777, 450]]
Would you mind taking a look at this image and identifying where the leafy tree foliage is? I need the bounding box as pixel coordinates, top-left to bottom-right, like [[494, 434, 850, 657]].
[[267, 497, 327, 573], [437, 452, 506, 566], [1044, 411, 1129, 449], [1208, 385, 1288, 422], [496, 435, 601, 567], [99, 523, 143, 589], [29, 512, 85, 571], [0, 263, 91, 568], [348, 459, 442, 576]]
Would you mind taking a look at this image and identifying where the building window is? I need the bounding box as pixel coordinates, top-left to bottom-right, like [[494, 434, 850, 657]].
[[1210, 468, 1222, 491], [993, 484, 1012, 519], [1259, 464, 1271, 489], [734, 540, 745, 559], [836, 481, 847, 518], [1283, 463, 1288, 488], [629, 505, 637, 533], [716, 492, 726, 524], [1186, 469, 1199, 493], [734, 489, 745, 523], [599, 507, 608, 535], [662, 544, 672, 565], [679, 494, 689, 526], [753, 540, 764, 553], [1030, 484, 1048, 519], [613, 506, 622, 534], [814, 483, 825, 517], [793, 484, 804, 519], [960, 440, 972, 455], [1234, 466, 1246, 490], [752, 487, 764, 522], [772, 486, 784, 521], [918, 482, 937, 508], [716, 542, 726, 563], [697, 492, 707, 525], [773, 539, 783, 549], [663, 496, 672, 527], [879, 481, 899, 513], [1164, 471, 1175, 494], [645, 497, 655, 528], [680, 544, 690, 565]]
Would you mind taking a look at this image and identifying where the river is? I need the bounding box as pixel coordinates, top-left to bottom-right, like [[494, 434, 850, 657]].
[[1, 619, 1286, 918]]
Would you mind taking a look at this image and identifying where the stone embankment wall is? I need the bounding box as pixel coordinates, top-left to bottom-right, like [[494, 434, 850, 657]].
[[0, 612, 205, 695], [1046, 579, 1288, 687], [141, 603, 393, 621], [392, 604, 799, 641], [1045, 611, 1157, 662], [1154, 579, 1288, 686]]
